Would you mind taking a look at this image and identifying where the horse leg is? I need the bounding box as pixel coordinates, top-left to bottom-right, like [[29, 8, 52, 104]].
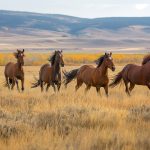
[[57, 73, 61, 91], [46, 83, 50, 92], [40, 81, 44, 92], [21, 78, 24, 91], [52, 82, 56, 92], [11, 79, 15, 90], [124, 80, 130, 96], [75, 79, 83, 91], [57, 82, 61, 91], [85, 85, 91, 94], [96, 87, 101, 96], [15, 79, 20, 92], [103, 85, 109, 97], [129, 82, 135, 92], [147, 82, 150, 90], [5, 76, 10, 89]]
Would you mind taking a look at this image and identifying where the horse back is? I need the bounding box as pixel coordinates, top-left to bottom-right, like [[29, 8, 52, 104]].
[[79, 65, 95, 75], [78, 65, 100, 85]]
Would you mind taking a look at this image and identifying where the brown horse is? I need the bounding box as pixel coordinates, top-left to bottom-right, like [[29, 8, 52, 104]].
[[63, 52, 115, 96], [4, 49, 25, 91], [31, 50, 64, 92], [110, 54, 150, 95]]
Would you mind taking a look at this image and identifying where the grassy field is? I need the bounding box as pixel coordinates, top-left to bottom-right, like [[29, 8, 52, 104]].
[[0, 65, 149, 150], [0, 53, 145, 66]]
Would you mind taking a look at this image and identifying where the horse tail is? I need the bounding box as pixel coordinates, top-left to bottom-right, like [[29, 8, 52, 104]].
[[109, 65, 128, 88], [31, 76, 41, 88], [63, 68, 79, 87], [109, 71, 123, 88]]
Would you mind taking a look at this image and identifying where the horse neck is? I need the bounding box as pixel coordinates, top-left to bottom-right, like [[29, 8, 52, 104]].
[[53, 61, 60, 74], [98, 62, 108, 75], [16, 60, 23, 70]]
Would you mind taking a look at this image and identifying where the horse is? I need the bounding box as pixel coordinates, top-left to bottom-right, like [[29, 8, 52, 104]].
[[31, 50, 64, 92], [4, 49, 25, 91], [109, 54, 150, 95], [63, 52, 115, 96]]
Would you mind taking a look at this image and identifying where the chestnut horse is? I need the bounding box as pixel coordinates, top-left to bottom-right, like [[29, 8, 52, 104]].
[[110, 54, 150, 95], [31, 50, 64, 92], [4, 49, 25, 91], [63, 52, 115, 96]]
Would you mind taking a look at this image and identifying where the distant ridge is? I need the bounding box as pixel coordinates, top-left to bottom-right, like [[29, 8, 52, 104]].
[[1, 10, 150, 34], [0, 10, 150, 50]]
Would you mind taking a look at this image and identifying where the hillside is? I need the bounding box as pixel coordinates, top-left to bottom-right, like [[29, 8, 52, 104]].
[[0, 10, 150, 51]]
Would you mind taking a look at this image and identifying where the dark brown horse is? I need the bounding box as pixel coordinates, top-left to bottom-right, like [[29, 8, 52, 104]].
[[4, 49, 25, 91], [63, 52, 115, 96], [31, 50, 64, 92], [110, 54, 150, 95]]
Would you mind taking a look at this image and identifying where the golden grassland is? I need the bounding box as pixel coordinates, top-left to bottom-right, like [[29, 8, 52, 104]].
[[0, 53, 145, 66], [0, 65, 149, 150]]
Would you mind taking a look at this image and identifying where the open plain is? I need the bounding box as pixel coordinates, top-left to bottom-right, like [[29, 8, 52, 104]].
[[0, 65, 149, 150]]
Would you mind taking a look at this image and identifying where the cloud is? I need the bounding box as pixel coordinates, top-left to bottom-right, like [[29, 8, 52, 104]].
[[135, 4, 149, 10]]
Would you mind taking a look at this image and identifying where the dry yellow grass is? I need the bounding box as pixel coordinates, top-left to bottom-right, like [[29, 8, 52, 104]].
[[0, 65, 149, 150], [0, 53, 145, 66]]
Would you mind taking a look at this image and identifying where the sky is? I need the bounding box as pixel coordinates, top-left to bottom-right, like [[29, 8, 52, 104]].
[[0, 0, 150, 18]]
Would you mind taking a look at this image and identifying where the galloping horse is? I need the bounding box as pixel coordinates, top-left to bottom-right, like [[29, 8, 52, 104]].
[[110, 54, 150, 95], [31, 50, 64, 92], [4, 49, 25, 91], [63, 52, 115, 96]]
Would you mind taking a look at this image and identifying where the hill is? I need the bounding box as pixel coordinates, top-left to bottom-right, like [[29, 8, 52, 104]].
[[0, 10, 150, 52]]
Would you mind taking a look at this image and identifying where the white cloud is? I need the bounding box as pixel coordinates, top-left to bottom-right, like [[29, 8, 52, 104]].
[[135, 4, 149, 10]]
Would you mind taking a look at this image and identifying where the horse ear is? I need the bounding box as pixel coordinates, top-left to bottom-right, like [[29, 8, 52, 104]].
[[110, 52, 112, 56], [22, 49, 24, 53], [17, 49, 19, 52], [105, 52, 107, 56], [60, 50, 63, 53]]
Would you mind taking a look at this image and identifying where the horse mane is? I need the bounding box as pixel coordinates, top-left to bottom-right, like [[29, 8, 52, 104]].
[[13, 50, 22, 58], [142, 54, 150, 65], [48, 52, 56, 65], [14, 52, 18, 58], [95, 55, 105, 68]]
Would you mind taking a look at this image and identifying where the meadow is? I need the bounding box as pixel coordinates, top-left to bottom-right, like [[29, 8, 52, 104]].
[[0, 54, 149, 150], [0, 52, 145, 66]]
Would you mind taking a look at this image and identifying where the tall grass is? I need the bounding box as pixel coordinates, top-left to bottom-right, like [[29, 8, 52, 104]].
[[0, 66, 149, 150], [0, 53, 145, 66]]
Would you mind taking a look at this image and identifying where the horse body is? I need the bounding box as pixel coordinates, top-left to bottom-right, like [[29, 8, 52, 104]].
[[125, 64, 148, 85], [4, 49, 25, 91], [110, 55, 150, 95], [5, 62, 24, 79], [39, 64, 53, 83], [77, 64, 109, 87], [31, 50, 64, 92], [64, 53, 115, 96]]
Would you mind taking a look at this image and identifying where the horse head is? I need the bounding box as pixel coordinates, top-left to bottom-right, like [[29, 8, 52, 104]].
[[14, 49, 25, 66], [55, 50, 64, 67], [103, 52, 115, 71]]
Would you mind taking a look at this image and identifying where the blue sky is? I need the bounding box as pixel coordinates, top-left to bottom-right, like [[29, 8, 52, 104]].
[[0, 0, 150, 18]]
